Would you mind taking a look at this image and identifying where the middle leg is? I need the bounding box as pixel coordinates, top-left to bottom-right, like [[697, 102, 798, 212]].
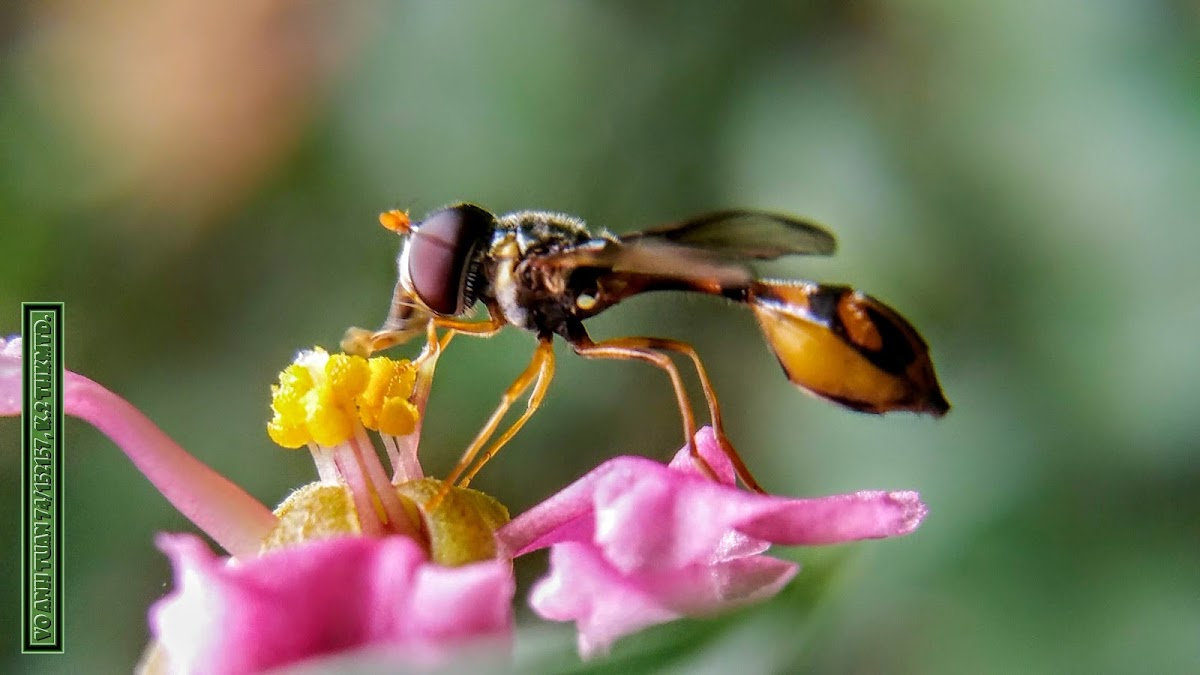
[[568, 334, 723, 484], [598, 336, 766, 493]]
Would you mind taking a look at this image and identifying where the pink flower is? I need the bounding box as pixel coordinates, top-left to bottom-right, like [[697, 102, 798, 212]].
[[0, 335, 928, 668], [0, 338, 514, 673], [497, 427, 927, 657], [146, 534, 512, 674]]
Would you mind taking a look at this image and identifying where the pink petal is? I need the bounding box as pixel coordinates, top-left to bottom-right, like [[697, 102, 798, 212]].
[[501, 427, 928, 656], [0, 338, 17, 355], [410, 559, 516, 640], [151, 533, 515, 674], [530, 542, 796, 658], [500, 430, 927, 567], [1, 351, 275, 557], [669, 428, 928, 545], [666, 426, 739, 484], [0, 351, 22, 411]]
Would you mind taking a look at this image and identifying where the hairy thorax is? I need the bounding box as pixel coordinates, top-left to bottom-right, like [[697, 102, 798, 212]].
[[486, 211, 603, 337]]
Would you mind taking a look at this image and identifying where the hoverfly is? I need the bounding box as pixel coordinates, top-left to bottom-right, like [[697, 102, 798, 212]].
[[343, 204, 949, 497]]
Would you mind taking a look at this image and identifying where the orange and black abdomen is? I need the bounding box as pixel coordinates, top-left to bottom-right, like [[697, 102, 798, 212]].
[[747, 280, 950, 416]]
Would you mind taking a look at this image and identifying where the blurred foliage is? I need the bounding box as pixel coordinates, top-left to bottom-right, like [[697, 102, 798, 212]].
[[2, 1, 1198, 673]]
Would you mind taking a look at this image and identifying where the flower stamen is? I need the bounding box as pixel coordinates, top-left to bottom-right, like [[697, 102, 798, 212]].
[[306, 442, 339, 484], [351, 424, 415, 535], [261, 339, 513, 565], [266, 346, 433, 536], [382, 433, 422, 482], [332, 444, 386, 536]]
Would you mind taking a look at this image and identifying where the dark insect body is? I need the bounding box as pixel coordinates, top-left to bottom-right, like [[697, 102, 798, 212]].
[[343, 204, 949, 498]]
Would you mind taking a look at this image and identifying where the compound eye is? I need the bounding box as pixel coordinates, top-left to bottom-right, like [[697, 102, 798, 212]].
[[407, 204, 494, 315]]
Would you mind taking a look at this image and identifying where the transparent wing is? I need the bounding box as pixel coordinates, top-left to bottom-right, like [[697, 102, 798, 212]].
[[531, 238, 755, 288], [620, 210, 837, 259]]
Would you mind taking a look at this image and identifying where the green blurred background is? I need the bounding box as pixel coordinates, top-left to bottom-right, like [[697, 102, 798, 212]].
[[2, 1, 1197, 673]]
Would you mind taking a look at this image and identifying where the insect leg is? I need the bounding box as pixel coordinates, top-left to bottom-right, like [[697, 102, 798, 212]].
[[609, 337, 766, 494], [458, 338, 555, 488], [342, 325, 418, 356], [343, 310, 504, 356], [569, 335, 721, 485], [429, 339, 553, 509], [431, 315, 506, 338]]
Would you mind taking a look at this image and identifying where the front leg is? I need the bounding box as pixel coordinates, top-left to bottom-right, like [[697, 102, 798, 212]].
[[343, 312, 505, 356], [429, 337, 556, 509]]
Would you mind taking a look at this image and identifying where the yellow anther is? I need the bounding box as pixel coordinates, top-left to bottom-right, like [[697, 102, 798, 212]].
[[361, 358, 395, 409], [271, 364, 313, 419], [267, 415, 310, 449], [294, 347, 331, 378], [359, 357, 418, 431], [384, 359, 417, 398], [280, 363, 314, 392], [267, 347, 425, 449], [306, 386, 355, 447], [326, 353, 369, 406], [376, 397, 419, 437]]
